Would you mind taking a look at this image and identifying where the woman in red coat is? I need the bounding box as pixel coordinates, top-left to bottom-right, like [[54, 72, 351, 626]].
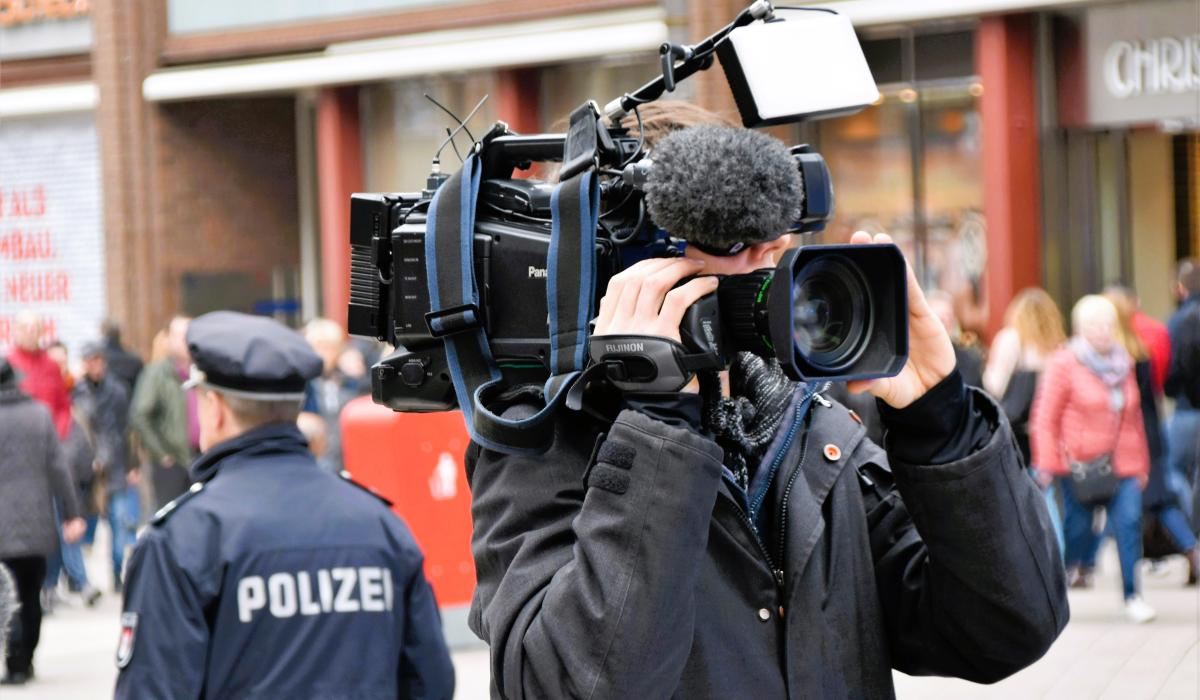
[[1031, 295, 1154, 623]]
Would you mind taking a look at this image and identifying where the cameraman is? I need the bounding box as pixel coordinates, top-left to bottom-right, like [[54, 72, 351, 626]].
[[465, 107, 1067, 699]]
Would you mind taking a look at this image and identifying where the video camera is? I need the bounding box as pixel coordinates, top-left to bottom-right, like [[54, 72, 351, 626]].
[[347, 2, 908, 451]]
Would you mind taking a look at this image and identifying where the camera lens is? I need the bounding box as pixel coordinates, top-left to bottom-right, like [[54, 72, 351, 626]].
[[791, 255, 872, 371]]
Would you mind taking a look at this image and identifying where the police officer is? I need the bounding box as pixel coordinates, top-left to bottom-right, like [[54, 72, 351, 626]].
[[114, 311, 455, 699]]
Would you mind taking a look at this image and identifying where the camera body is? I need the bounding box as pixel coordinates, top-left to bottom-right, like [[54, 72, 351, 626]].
[[346, 3, 907, 426], [347, 129, 852, 412]]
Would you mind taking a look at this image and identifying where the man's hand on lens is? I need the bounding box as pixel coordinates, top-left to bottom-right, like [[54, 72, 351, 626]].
[[593, 258, 719, 341], [845, 231, 957, 409]]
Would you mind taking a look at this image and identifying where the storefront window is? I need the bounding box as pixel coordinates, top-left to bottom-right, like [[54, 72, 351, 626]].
[[813, 96, 915, 260], [811, 80, 986, 332], [919, 83, 986, 319]]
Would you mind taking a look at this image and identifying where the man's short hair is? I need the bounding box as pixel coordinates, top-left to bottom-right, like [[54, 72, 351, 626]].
[[617, 100, 736, 150], [1179, 258, 1200, 295], [219, 392, 302, 430]]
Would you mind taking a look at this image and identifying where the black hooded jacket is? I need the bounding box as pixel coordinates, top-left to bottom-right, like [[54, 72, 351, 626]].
[[466, 373, 1068, 698]]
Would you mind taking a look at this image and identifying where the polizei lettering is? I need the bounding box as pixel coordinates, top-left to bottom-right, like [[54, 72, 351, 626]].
[[605, 342, 645, 353], [236, 567, 395, 622]]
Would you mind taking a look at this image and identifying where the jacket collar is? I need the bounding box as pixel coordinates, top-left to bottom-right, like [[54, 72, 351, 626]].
[[189, 422, 310, 483], [774, 388, 869, 587], [716, 384, 869, 584]]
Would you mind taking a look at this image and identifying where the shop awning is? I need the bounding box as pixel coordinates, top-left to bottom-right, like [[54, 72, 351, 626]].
[[813, 0, 1096, 26], [143, 7, 668, 102], [0, 81, 97, 118]]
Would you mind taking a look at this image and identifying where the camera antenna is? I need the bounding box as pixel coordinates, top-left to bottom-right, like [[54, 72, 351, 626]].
[[422, 93, 489, 186], [443, 128, 466, 163], [432, 94, 489, 165], [424, 93, 477, 144]]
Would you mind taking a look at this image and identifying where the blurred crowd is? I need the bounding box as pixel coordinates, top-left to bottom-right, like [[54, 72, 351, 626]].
[[938, 260, 1199, 624], [1, 258, 1198, 684], [0, 312, 376, 686]]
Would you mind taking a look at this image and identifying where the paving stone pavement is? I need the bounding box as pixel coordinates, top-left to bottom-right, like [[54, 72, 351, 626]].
[[6, 530, 1196, 699]]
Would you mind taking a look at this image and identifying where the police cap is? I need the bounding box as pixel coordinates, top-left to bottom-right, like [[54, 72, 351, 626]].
[[183, 311, 322, 400]]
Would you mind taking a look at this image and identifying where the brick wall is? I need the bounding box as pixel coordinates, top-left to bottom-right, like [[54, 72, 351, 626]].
[[93, 0, 163, 356], [154, 97, 299, 319], [94, 1, 299, 354]]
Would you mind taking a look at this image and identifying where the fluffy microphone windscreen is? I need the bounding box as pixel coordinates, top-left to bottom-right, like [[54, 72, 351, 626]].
[[644, 125, 803, 251]]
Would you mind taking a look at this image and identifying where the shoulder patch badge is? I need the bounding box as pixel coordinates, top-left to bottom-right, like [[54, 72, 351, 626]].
[[151, 481, 206, 526], [339, 470, 393, 506], [116, 612, 138, 669]]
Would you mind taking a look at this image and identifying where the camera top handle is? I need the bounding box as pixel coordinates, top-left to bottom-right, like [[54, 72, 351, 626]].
[[603, 0, 774, 122]]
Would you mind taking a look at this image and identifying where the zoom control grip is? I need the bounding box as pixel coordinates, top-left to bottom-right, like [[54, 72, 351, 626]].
[[588, 335, 698, 393]]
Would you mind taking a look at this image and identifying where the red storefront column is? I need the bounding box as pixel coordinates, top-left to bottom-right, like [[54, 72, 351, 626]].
[[977, 15, 1043, 339], [494, 68, 542, 135], [316, 86, 363, 326]]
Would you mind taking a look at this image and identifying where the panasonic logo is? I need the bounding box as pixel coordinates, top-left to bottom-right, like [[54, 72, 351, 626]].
[[528, 266, 548, 279], [605, 342, 645, 353]]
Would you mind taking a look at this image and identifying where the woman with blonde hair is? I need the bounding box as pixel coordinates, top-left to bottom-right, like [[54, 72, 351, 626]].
[[1106, 288, 1199, 583], [1031, 295, 1154, 622], [983, 288, 1067, 464]]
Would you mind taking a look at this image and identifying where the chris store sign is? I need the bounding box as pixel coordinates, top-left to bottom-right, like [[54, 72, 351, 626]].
[[1086, 0, 1200, 126], [1104, 35, 1200, 99]]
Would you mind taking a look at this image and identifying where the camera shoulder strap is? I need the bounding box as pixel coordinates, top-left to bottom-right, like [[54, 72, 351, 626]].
[[425, 153, 598, 454]]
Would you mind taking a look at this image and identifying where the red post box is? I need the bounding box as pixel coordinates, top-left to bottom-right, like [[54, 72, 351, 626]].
[[339, 396, 475, 608]]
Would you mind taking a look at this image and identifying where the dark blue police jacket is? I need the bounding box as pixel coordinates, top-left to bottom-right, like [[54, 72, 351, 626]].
[[114, 423, 455, 700]]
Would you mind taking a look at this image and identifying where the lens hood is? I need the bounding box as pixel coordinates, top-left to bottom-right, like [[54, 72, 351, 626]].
[[770, 244, 908, 382]]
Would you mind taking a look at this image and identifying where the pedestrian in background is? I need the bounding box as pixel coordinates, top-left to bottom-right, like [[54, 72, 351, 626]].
[[1031, 295, 1154, 623], [1105, 284, 1172, 397], [115, 312, 454, 699], [44, 340, 75, 393], [0, 357, 86, 686], [36, 341, 101, 611], [6, 312, 71, 439], [301, 318, 365, 474], [927, 290, 985, 388], [100, 319, 144, 396], [41, 407, 101, 612], [984, 288, 1066, 467], [1107, 287, 1199, 584], [75, 342, 138, 592], [1165, 258, 1200, 551], [130, 316, 194, 509]]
